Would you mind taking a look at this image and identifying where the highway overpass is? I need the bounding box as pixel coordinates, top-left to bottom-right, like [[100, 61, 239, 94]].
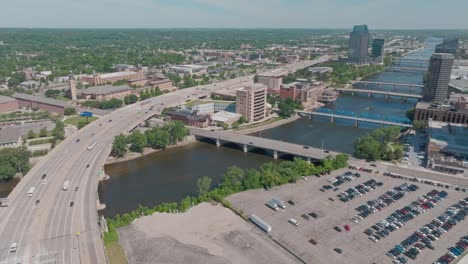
[[0, 57, 329, 264], [190, 127, 338, 161]]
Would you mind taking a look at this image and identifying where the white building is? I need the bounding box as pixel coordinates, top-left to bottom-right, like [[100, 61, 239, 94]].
[[211, 111, 241, 126], [170, 65, 207, 76]]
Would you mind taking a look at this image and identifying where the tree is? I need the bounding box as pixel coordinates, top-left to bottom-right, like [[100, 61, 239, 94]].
[[45, 89, 61, 98], [406, 108, 415, 121], [111, 134, 127, 157], [7, 73, 26, 87], [64, 107, 77, 116], [77, 122, 88, 129], [124, 94, 139, 105], [196, 176, 212, 196], [145, 128, 170, 149], [39, 128, 48, 137], [238, 116, 246, 124], [129, 130, 147, 153], [231, 121, 240, 129], [0, 147, 31, 181], [27, 130, 36, 139], [52, 121, 65, 140], [394, 149, 404, 160], [222, 166, 245, 191], [242, 169, 262, 190]]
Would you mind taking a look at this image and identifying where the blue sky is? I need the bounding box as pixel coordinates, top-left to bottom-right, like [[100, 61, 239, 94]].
[[1, 0, 467, 29]]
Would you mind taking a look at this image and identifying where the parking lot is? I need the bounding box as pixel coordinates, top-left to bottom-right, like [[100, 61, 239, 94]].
[[227, 168, 468, 264], [402, 131, 427, 167]]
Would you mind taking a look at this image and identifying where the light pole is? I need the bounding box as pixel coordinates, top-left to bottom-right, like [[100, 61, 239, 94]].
[[76, 232, 82, 264]]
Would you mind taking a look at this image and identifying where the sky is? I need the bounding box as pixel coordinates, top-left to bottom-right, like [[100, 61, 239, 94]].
[[1, 0, 467, 29]]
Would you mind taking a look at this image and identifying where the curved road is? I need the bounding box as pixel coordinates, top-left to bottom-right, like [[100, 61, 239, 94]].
[[0, 57, 328, 264]]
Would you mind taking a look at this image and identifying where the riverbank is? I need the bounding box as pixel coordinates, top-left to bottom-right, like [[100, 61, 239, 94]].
[[105, 135, 197, 165]]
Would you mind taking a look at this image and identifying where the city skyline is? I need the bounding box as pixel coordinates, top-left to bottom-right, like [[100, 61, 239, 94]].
[[1, 0, 468, 29]]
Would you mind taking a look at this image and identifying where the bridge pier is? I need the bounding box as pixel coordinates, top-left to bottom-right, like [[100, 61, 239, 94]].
[[378, 83, 382, 89], [273, 150, 278, 159], [216, 138, 221, 147], [243, 144, 248, 152], [307, 157, 311, 163], [330, 115, 334, 123], [354, 119, 358, 127], [403, 97, 407, 102], [351, 92, 355, 96], [368, 93, 371, 98], [385, 94, 389, 100]]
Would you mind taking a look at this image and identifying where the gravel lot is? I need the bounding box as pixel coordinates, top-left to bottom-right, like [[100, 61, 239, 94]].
[[118, 202, 300, 264], [227, 168, 468, 264]]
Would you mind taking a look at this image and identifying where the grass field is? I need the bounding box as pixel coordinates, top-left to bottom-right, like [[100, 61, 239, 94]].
[[104, 230, 128, 264], [63, 116, 98, 127]]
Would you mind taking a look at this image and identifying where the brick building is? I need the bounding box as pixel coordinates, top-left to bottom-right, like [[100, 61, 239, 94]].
[[0, 96, 19, 113], [77, 85, 134, 101], [279, 80, 325, 103], [166, 110, 210, 128], [12, 93, 67, 114], [82, 70, 144, 86]]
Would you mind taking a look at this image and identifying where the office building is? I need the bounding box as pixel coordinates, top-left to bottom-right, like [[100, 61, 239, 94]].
[[348, 25, 370, 63], [255, 70, 287, 92], [371, 39, 385, 58], [279, 80, 325, 103], [77, 85, 133, 101], [236, 84, 267, 122], [423, 53, 455, 103], [169, 65, 207, 76], [414, 94, 468, 125]]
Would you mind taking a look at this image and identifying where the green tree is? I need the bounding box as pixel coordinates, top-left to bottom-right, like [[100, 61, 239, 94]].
[[64, 107, 77, 116], [7, 73, 26, 87], [238, 116, 246, 124], [39, 128, 48, 137], [124, 94, 139, 105], [242, 169, 262, 190], [222, 166, 245, 191], [231, 121, 240, 129], [0, 147, 31, 181], [145, 128, 170, 149], [129, 130, 147, 153], [52, 121, 65, 140], [196, 176, 212, 196], [111, 134, 127, 157], [394, 149, 404, 160], [27, 130, 36, 139]]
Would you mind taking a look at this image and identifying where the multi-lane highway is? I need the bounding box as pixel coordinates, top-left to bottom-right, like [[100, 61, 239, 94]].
[[0, 57, 329, 264]]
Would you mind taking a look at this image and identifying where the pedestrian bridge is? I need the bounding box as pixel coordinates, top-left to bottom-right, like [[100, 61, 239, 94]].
[[190, 127, 338, 161], [337, 88, 422, 100]]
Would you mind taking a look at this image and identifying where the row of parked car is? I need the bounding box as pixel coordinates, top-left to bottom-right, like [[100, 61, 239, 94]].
[[348, 165, 374, 173], [434, 235, 468, 264], [321, 171, 360, 191], [366, 189, 447, 243], [387, 197, 468, 263], [354, 183, 419, 221], [338, 179, 383, 203]]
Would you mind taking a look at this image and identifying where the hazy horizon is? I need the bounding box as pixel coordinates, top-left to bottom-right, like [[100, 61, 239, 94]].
[[1, 0, 467, 29]]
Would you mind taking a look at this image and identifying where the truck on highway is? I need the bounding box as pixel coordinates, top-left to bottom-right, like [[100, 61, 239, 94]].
[[87, 140, 97, 150], [62, 180, 70, 191], [249, 215, 272, 233], [27, 187, 36, 197]]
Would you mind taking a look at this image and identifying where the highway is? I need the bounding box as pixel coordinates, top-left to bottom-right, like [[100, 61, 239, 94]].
[[0, 56, 329, 264]]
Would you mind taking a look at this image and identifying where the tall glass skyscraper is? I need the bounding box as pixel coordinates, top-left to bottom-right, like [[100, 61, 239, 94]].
[[348, 25, 370, 63]]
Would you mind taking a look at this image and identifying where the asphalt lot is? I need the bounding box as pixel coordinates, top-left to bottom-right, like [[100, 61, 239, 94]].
[[227, 168, 468, 264]]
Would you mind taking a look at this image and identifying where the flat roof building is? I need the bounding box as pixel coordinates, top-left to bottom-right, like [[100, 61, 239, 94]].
[[236, 84, 267, 122], [12, 93, 68, 114], [0, 127, 22, 149], [0, 96, 19, 113], [211, 111, 241, 126], [82, 70, 144, 86], [279, 80, 325, 103], [414, 100, 468, 125], [426, 119, 468, 176], [169, 65, 207, 76], [77, 85, 133, 101]]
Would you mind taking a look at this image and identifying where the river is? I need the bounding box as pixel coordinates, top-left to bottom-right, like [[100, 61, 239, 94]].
[[0, 39, 439, 216]]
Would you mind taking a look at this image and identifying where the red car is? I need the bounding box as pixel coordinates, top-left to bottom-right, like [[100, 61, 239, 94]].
[[344, 225, 351, 231]]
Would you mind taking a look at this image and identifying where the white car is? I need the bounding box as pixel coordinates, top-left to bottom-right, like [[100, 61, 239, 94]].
[[42, 180, 47, 185], [288, 218, 299, 226]]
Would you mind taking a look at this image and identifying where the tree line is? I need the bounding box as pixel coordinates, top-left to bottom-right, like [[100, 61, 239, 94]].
[[353, 126, 404, 161], [111, 121, 190, 157], [105, 154, 348, 243]]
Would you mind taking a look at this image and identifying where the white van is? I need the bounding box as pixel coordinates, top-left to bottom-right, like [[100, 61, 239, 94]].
[[10, 243, 17, 252]]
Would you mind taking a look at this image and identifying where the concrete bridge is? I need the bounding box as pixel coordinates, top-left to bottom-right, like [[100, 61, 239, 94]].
[[350, 80, 424, 89], [297, 111, 412, 128], [190, 127, 338, 161], [385, 66, 428, 73], [337, 88, 422, 100]]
